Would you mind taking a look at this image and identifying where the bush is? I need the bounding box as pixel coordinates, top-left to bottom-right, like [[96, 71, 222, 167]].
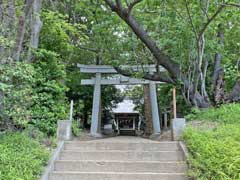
[[183, 125, 240, 180], [0, 62, 35, 130], [0, 132, 49, 180], [186, 103, 240, 124], [184, 103, 240, 180], [0, 54, 68, 136], [31, 49, 68, 136], [72, 119, 82, 137]]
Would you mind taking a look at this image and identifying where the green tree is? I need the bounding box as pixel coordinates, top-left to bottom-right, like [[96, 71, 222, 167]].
[[101, 0, 240, 108]]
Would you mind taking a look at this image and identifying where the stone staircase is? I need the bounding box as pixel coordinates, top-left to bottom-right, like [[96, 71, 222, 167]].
[[48, 136, 187, 180]]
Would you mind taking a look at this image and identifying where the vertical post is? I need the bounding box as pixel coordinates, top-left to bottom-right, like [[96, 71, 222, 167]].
[[149, 82, 161, 135], [90, 73, 102, 137], [173, 87, 177, 119], [116, 117, 119, 135], [164, 113, 168, 129], [66, 100, 74, 139], [171, 87, 186, 141], [133, 117, 136, 136], [69, 100, 74, 122]]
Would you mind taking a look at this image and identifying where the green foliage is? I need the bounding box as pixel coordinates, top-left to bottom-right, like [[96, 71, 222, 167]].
[[24, 125, 57, 148], [183, 125, 240, 180], [124, 86, 144, 115], [102, 86, 124, 111], [184, 103, 240, 180], [158, 85, 191, 116], [40, 10, 87, 59], [0, 132, 49, 180], [186, 103, 240, 124], [0, 50, 68, 136], [224, 63, 240, 91], [72, 119, 81, 137], [31, 49, 68, 136], [0, 62, 35, 129]]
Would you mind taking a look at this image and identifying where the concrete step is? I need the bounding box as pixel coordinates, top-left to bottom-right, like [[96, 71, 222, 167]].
[[59, 150, 184, 161], [54, 160, 187, 173], [49, 172, 187, 180], [64, 141, 180, 151]]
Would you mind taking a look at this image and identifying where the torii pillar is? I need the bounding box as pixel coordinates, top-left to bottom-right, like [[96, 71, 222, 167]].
[[90, 73, 102, 137], [90, 79, 161, 137], [149, 82, 161, 135], [78, 64, 163, 137]]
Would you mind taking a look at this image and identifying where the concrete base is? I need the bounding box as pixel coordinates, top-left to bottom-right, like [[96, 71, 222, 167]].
[[171, 118, 186, 141], [149, 133, 161, 140], [103, 124, 113, 135], [57, 120, 72, 141], [90, 133, 103, 138]]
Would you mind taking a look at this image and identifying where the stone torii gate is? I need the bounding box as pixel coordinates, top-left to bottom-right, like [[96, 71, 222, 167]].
[[78, 64, 165, 137]]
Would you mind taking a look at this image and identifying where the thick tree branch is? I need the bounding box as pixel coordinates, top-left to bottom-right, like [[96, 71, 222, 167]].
[[105, 0, 117, 11], [104, 0, 181, 82], [128, 0, 143, 14], [184, 0, 198, 40], [114, 67, 174, 83], [116, 0, 122, 9], [78, 45, 98, 53], [198, 4, 225, 38], [223, 3, 240, 8], [143, 73, 174, 83]]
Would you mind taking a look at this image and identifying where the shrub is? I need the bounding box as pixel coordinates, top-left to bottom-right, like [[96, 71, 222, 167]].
[[0, 62, 35, 130], [184, 103, 240, 180], [72, 119, 82, 137], [186, 103, 240, 124], [0, 54, 68, 136], [183, 125, 240, 180], [31, 49, 68, 136], [0, 132, 49, 180]]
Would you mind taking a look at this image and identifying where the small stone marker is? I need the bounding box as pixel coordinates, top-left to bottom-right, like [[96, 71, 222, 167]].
[[57, 120, 72, 141], [172, 118, 186, 141]]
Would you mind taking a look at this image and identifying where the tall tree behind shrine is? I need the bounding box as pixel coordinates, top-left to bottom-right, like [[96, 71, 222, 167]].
[[0, 0, 43, 63]]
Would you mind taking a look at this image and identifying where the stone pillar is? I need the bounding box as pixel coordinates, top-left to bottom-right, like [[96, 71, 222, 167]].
[[164, 113, 168, 129], [90, 73, 102, 137], [172, 118, 186, 141], [149, 82, 161, 135], [57, 120, 72, 141]]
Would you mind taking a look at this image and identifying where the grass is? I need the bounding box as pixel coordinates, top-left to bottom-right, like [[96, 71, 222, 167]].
[[183, 103, 240, 180], [186, 103, 240, 124], [0, 132, 50, 180]]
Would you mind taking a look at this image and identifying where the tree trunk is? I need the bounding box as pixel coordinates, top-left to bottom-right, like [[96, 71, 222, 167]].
[[0, 0, 16, 62], [143, 85, 153, 136], [228, 81, 240, 102], [12, 0, 34, 61], [191, 0, 210, 107], [213, 69, 225, 104], [0, 91, 4, 122], [188, 86, 210, 108], [28, 0, 43, 62], [212, 23, 225, 105]]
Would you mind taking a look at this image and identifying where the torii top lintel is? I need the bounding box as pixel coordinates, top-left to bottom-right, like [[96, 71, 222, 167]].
[[77, 64, 165, 74], [78, 64, 165, 85]]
